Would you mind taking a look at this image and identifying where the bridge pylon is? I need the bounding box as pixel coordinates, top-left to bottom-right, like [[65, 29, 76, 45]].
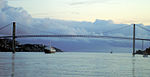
[[12, 22, 16, 54], [133, 24, 135, 57]]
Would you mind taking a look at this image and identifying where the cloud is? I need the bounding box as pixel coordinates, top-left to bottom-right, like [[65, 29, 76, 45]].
[[71, 12, 80, 15], [0, 0, 150, 52], [70, 1, 86, 6], [70, 0, 111, 6]]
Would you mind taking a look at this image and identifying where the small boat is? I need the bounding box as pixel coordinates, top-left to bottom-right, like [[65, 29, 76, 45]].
[[44, 41, 56, 54], [44, 47, 56, 53], [50, 47, 56, 53], [110, 50, 113, 54]]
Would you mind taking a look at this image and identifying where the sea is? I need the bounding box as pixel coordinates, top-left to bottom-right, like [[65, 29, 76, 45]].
[[0, 52, 150, 77]]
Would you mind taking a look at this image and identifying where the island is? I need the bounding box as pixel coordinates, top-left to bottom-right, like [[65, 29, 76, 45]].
[[136, 47, 150, 55], [0, 38, 63, 52]]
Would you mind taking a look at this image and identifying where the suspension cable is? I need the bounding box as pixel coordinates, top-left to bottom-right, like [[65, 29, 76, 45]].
[[0, 23, 12, 30], [17, 22, 60, 35], [136, 25, 150, 32], [102, 25, 130, 34]]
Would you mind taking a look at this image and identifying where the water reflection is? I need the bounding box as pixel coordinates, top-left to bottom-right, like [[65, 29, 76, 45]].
[[11, 54, 15, 77], [132, 58, 135, 77]]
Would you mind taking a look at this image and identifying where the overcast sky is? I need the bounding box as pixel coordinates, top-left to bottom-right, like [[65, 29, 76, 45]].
[[8, 0, 150, 25]]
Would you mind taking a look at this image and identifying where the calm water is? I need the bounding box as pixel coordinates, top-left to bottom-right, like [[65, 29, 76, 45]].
[[0, 52, 150, 77]]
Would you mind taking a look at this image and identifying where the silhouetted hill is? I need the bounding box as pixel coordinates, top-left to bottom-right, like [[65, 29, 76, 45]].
[[136, 47, 150, 55], [0, 39, 63, 52]]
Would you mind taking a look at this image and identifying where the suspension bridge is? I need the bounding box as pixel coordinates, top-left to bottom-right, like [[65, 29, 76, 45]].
[[0, 22, 150, 56]]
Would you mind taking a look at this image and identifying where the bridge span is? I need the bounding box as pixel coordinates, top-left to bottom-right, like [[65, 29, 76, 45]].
[[1, 22, 150, 56], [0, 35, 150, 41]]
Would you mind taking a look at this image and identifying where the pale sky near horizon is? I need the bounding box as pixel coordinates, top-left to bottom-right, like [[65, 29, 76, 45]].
[[8, 0, 150, 25]]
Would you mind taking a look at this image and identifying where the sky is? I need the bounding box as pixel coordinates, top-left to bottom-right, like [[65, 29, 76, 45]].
[[8, 0, 150, 25], [1, 0, 150, 52]]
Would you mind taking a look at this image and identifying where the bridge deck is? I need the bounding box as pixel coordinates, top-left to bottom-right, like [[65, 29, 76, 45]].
[[0, 35, 150, 41]]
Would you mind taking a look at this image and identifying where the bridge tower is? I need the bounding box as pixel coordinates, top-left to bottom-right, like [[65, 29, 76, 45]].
[[133, 24, 135, 57], [12, 22, 16, 54]]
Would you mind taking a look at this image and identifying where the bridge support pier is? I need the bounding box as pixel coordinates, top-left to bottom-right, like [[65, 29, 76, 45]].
[[12, 22, 16, 54]]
